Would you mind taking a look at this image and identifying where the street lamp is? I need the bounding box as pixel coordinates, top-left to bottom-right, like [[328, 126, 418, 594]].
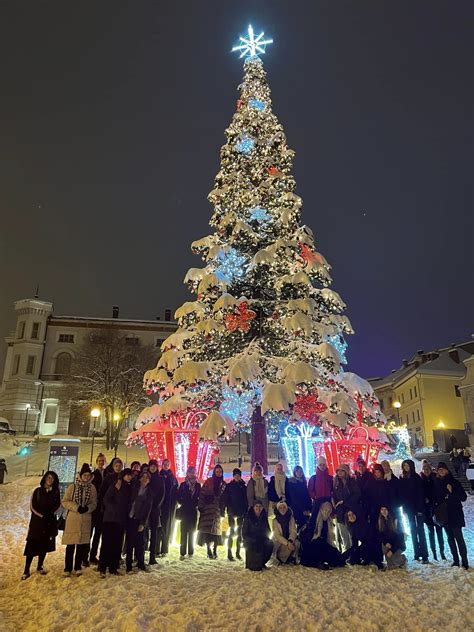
[[23, 404, 31, 434], [393, 400, 401, 425], [113, 412, 121, 457], [89, 407, 101, 465]]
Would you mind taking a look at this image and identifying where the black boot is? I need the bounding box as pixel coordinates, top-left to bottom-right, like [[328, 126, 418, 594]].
[[206, 544, 213, 559], [227, 549, 235, 561], [236, 543, 242, 560], [212, 544, 218, 559]]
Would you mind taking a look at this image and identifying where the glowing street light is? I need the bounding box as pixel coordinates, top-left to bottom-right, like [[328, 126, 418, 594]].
[[23, 403, 31, 435], [393, 400, 401, 425], [89, 407, 101, 465]]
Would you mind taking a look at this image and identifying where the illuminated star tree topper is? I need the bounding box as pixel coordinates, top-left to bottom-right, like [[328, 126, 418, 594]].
[[232, 24, 273, 59]]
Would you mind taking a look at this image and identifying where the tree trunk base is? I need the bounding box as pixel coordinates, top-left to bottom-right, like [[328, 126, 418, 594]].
[[251, 406, 268, 474]]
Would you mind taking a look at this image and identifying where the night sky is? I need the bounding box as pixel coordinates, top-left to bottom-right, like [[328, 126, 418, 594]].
[[0, 1, 472, 378]]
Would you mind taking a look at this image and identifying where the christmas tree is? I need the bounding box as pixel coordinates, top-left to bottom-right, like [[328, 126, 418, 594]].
[[135, 26, 386, 476]]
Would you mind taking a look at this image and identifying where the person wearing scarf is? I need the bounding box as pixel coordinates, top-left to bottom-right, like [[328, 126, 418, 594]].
[[246, 462, 269, 512], [156, 459, 179, 557], [242, 501, 273, 571], [299, 499, 345, 569], [272, 501, 299, 564], [287, 465, 312, 529], [268, 463, 289, 515], [177, 466, 202, 559], [198, 464, 227, 558], [62, 463, 97, 576]]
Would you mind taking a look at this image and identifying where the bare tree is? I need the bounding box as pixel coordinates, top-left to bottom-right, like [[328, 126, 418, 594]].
[[64, 329, 157, 450]]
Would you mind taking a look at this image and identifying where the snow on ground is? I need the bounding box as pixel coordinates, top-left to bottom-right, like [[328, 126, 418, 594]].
[[0, 479, 473, 632], [0, 433, 31, 458]]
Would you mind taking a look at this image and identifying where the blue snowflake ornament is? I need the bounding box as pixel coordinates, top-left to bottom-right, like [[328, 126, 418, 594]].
[[219, 385, 254, 425], [249, 99, 266, 112], [215, 248, 247, 283], [249, 206, 271, 223], [236, 136, 255, 155]]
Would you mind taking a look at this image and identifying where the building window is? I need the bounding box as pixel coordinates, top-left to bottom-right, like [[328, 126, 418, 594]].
[[12, 355, 20, 375], [388, 397, 393, 407], [44, 403, 57, 424], [417, 409, 420, 421], [125, 337, 139, 346], [55, 352, 72, 376], [58, 334, 75, 343], [26, 356, 36, 375], [406, 415, 410, 424], [18, 321, 25, 339], [409, 388, 413, 400], [401, 393, 405, 404], [412, 411, 415, 423], [31, 322, 40, 339], [414, 385, 418, 398], [454, 385, 461, 398]]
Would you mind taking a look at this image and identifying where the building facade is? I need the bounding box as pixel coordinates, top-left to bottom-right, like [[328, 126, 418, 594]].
[[369, 341, 474, 450], [0, 298, 177, 436]]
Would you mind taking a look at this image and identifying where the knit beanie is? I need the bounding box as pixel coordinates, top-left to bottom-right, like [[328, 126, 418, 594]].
[[233, 468, 242, 476], [336, 463, 350, 475], [120, 468, 133, 479], [79, 463, 92, 476], [148, 459, 159, 467], [437, 462, 449, 471]]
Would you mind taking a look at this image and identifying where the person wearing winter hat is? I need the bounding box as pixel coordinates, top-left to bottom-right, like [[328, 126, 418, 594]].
[[272, 500, 299, 564], [242, 500, 273, 571], [223, 467, 248, 560], [62, 463, 97, 576], [308, 456, 333, 502], [332, 463, 360, 552], [246, 462, 269, 512], [434, 462, 469, 569]]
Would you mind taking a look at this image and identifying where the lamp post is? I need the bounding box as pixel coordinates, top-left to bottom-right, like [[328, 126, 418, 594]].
[[113, 412, 121, 458], [393, 401, 401, 425], [89, 407, 101, 465], [23, 404, 31, 434]]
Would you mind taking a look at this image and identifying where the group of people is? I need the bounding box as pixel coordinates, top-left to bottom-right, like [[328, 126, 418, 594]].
[[21, 453, 470, 579], [449, 447, 471, 477]]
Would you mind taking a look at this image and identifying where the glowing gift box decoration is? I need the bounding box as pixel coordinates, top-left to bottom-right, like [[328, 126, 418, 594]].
[[319, 425, 385, 476], [133, 409, 219, 481], [280, 422, 325, 477]]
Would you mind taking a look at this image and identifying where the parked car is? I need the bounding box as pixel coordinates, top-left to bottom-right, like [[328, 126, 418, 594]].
[[0, 420, 16, 436]]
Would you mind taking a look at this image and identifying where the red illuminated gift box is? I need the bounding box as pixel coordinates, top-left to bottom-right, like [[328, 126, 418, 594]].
[[316, 425, 384, 476], [132, 410, 219, 481]]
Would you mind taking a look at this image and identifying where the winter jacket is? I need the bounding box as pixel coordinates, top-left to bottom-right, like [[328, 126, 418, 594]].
[[355, 470, 374, 511], [223, 479, 248, 518], [308, 468, 333, 501], [242, 507, 273, 570], [129, 485, 153, 528], [420, 471, 437, 523], [365, 478, 391, 519], [272, 509, 297, 547], [62, 483, 97, 545], [384, 472, 401, 510], [376, 521, 406, 552], [177, 480, 201, 523], [149, 471, 166, 512], [102, 480, 132, 526], [268, 475, 290, 503], [198, 478, 226, 536], [287, 477, 312, 524], [26, 485, 61, 551], [398, 460, 425, 515], [433, 473, 467, 528], [332, 477, 360, 523], [246, 477, 269, 511], [98, 472, 119, 510], [91, 468, 105, 495]]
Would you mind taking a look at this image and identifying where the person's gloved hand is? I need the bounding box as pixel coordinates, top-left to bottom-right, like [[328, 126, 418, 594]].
[[77, 506, 88, 514]]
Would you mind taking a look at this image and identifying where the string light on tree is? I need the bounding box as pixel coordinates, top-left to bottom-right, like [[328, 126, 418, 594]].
[[248, 98, 266, 111], [215, 247, 247, 283], [236, 135, 255, 154], [249, 206, 271, 223], [219, 385, 254, 428]]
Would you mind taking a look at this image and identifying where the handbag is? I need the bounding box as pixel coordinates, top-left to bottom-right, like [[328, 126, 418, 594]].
[[433, 499, 449, 527]]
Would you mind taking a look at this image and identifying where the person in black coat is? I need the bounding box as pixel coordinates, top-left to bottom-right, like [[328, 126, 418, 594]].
[[22, 471, 61, 580], [88, 452, 107, 564], [157, 459, 178, 557], [242, 501, 273, 571], [332, 464, 360, 551], [433, 462, 469, 569], [287, 466, 312, 529], [377, 506, 407, 569], [268, 462, 290, 512], [99, 468, 133, 576], [0, 458, 7, 484], [354, 458, 374, 516], [223, 467, 248, 561], [126, 470, 153, 572], [98, 457, 123, 510], [176, 466, 201, 559], [420, 461, 445, 561], [398, 459, 428, 563], [344, 508, 383, 568], [299, 498, 345, 569], [381, 460, 402, 523], [365, 464, 390, 526], [147, 459, 165, 565]]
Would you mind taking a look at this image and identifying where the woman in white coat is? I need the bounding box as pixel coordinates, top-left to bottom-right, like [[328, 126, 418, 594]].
[[62, 463, 97, 576], [272, 501, 299, 564]]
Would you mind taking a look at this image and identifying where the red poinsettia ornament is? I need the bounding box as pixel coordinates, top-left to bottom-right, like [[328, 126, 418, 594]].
[[299, 243, 325, 266], [224, 302, 256, 333], [293, 391, 328, 425]]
